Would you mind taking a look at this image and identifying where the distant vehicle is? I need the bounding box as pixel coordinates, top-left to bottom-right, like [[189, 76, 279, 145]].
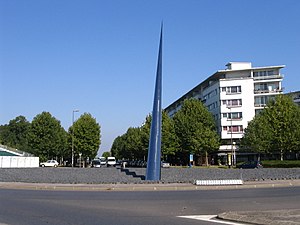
[[99, 157, 107, 166], [91, 159, 101, 168], [40, 160, 59, 167], [106, 157, 116, 167], [161, 161, 170, 168], [236, 161, 263, 169]]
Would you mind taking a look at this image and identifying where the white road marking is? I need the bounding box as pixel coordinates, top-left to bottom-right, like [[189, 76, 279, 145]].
[[178, 215, 247, 225]]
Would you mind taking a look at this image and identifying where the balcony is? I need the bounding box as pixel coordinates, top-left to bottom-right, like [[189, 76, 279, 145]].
[[254, 103, 267, 107], [253, 74, 283, 81], [254, 88, 283, 94], [227, 118, 242, 121]]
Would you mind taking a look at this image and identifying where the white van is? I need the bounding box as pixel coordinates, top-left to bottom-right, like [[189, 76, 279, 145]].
[[106, 157, 116, 167]]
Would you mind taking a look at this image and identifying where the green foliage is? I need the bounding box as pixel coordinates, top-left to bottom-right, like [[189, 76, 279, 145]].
[[173, 98, 219, 155], [110, 99, 219, 164], [111, 135, 126, 159], [124, 127, 144, 159], [27, 112, 68, 159], [161, 111, 180, 158], [111, 111, 180, 160], [241, 95, 300, 157], [0, 116, 30, 151], [69, 113, 101, 161], [111, 127, 144, 160], [240, 114, 272, 153], [140, 112, 179, 159], [102, 151, 110, 158], [261, 160, 300, 168]]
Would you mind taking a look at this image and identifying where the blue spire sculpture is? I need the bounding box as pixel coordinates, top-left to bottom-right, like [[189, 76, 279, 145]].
[[146, 24, 163, 181]]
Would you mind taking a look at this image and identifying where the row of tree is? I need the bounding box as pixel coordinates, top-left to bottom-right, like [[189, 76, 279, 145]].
[[1, 95, 299, 165], [0, 112, 101, 163], [111, 99, 220, 165], [111, 95, 300, 164]]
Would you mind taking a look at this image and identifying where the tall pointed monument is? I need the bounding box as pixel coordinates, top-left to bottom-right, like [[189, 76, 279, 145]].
[[146, 24, 163, 180]]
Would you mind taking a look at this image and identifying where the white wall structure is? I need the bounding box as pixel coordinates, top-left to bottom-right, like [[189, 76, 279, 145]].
[[0, 156, 39, 168], [165, 62, 285, 153], [0, 145, 39, 168]]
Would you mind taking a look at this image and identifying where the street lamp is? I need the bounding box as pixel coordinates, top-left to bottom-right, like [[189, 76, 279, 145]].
[[72, 110, 79, 167], [233, 141, 236, 166], [227, 105, 234, 167]]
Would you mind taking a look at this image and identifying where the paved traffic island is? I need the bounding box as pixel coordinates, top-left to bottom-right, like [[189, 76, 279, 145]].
[[218, 209, 300, 225], [0, 167, 299, 184]]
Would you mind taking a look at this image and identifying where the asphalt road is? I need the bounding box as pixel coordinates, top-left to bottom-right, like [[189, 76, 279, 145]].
[[0, 186, 299, 225]]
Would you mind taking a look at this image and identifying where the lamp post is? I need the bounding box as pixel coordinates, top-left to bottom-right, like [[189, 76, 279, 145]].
[[233, 141, 236, 166], [227, 105, 234, 167], [72, 110, 79, 167]]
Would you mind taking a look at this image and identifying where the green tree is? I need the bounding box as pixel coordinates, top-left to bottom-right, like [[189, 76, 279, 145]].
[[111, 134, 127, 159], [27, 112, 68, 161], [102, 151, 111, 158], [161, 111, 180, 159], [69, 113, 101, 162], [0, 116, 30, 151], [240, 113, 272, 154], [124, 127, 144, 159], [242, 95, 300, 160], [141, 112, 179, 161], [140, 115, 151, 157], [173, 98, 219, 165]]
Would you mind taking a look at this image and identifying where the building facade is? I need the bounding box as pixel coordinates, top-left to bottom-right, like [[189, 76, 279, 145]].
[[165, 62, 285, 157]]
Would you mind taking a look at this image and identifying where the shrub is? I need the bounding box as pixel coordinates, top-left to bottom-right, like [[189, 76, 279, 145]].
[[261, 160, 300, 168]]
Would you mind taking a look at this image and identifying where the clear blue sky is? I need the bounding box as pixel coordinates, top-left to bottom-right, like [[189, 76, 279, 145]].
[[1, 0, 300, 155]]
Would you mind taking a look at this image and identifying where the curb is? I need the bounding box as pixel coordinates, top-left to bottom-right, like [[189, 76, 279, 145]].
[[0, 179, 299, 191]]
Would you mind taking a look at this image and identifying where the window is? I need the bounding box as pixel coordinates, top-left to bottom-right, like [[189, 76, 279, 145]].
[[223, 112, 242, 119], [255, 96, 275, 106], [224, 99, 242, 107], [253, 70, 275, 77], [229, 112, 242, 119], [221, 86, 242, 94], [227, 125, 243, 133]]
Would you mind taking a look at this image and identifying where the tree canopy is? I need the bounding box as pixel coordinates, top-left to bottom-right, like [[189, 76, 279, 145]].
[[241, 95, 300, 159], [0, 115, 30, 151], [69, 113, 101, 161], [110, 99, 219, 165], [27, 112, 68, 161], [173, 98, 219, 157]]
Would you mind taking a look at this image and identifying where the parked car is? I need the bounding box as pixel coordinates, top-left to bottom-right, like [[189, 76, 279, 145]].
[[91, 159, 101, 168], [106, 157, 116, 167], [236, 161, 263, 169], [40, 160, 59, 167], [161, 161, 170, 168], [99, 157, 107, 166]]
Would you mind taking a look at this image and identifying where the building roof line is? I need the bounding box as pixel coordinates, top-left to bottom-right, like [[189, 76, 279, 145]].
[[217, 65, 285, 73]]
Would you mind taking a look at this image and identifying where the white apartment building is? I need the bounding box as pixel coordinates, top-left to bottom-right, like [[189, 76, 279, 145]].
[[287, 91, 300, 106], [165, 62, 285, 154]]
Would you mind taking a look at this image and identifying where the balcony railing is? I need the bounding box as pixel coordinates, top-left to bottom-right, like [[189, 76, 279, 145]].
[[254, 88, 283, 94], [253, 74, 283, 80], [254, 103, 267, 107], [227, 118, 242, 121]]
